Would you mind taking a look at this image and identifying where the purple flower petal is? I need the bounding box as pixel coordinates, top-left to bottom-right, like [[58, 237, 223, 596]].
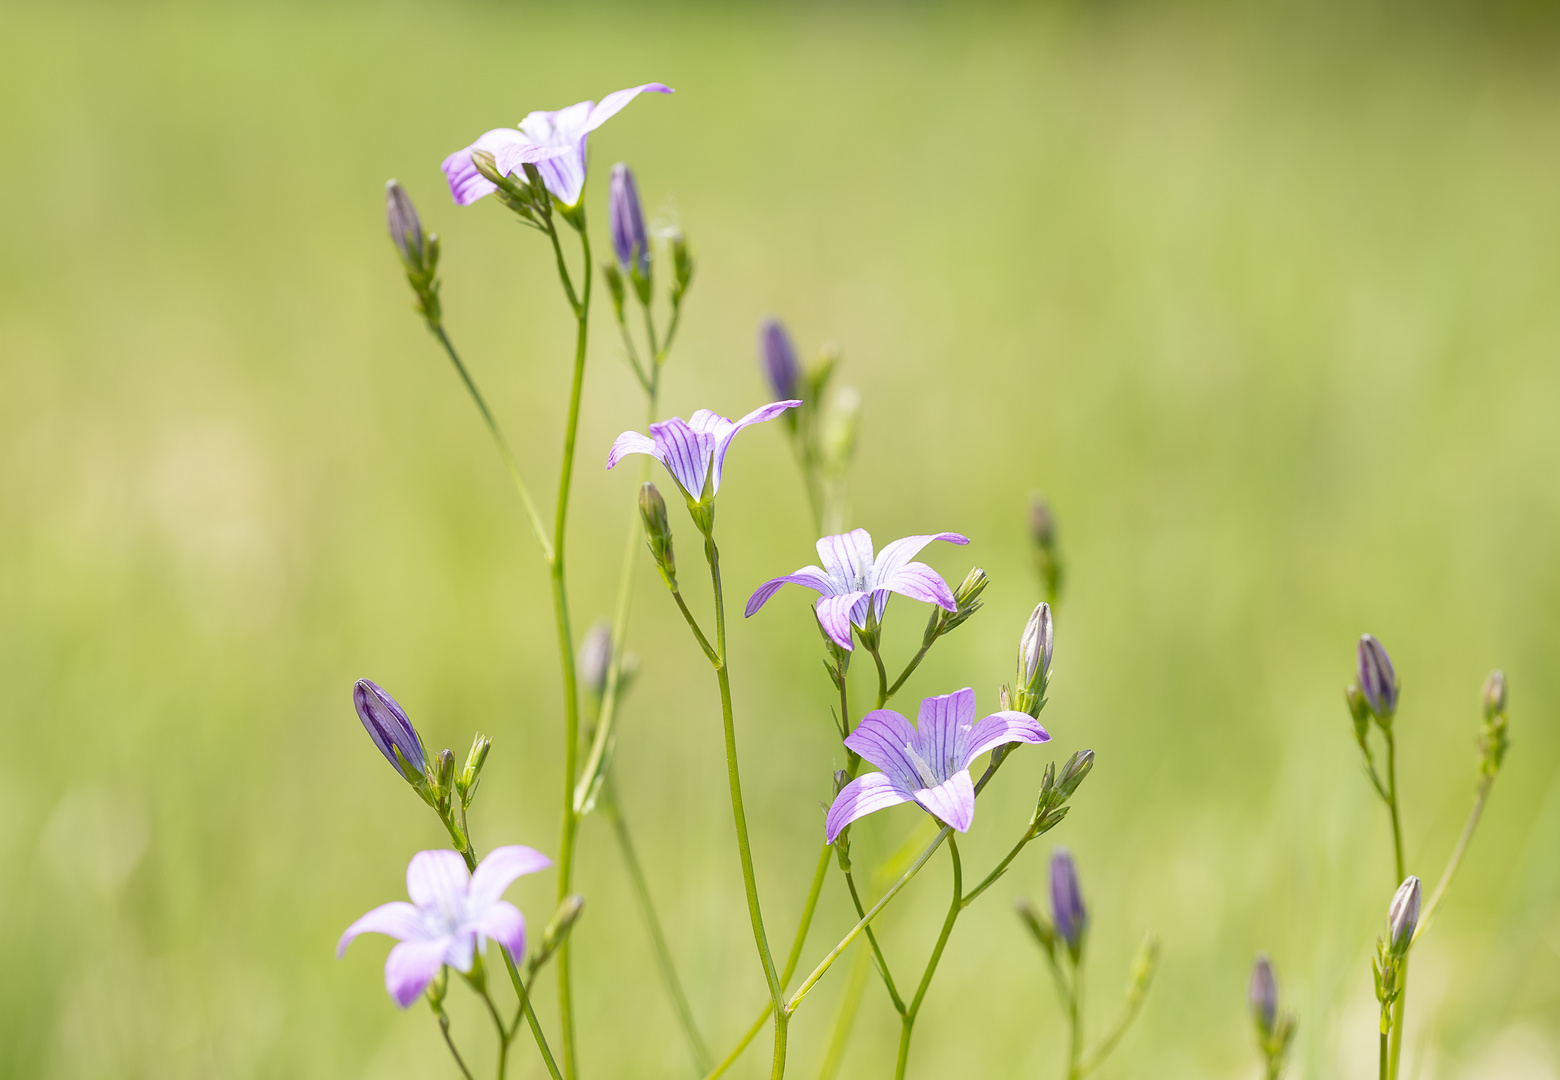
[[468, 845, 552, 908], [964, 710, 1050, 764], [647, 416, 714, 498], [744, 567, 832, 618], [913, 770, 976, 833], [844, 709, 924, 789], [607, 430, 661, 471], [878, 561, 958, 611], [916, 688, 977, 779], [870, 532, 968, 582], [441, 128, 530, 206], [708, 399, 800, 493], [406, 849, 470, 910], [825, 772, 913, 844], [816, 529, 875, 585], [337, 901, 425, 958], [816, 590, 868, 651], [385, 937, 450, 1008], [470, 900, 527, 958], [584, 83, 674, 132], [443, 929, 478, 974], [490, 140, 575, 185]]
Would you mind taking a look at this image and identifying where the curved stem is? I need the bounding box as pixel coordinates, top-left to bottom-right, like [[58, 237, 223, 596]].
[[478, 986, 511, 1080], [893, 837, 962, 1080], [550, 221, 592, 1080], [431, 326, 551, 558], [437, 1009, 476, 1080], [1414, 773, 1496, 944]]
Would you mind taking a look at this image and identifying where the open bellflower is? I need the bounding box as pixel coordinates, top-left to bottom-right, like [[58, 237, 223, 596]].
[[825, 688, 1048, 842], [442, 83, 672, 208], [338, 846, 552, 1007], [746, 528, 969, 651], [607, 401, 800, 506], [354, 678, 426, 779]]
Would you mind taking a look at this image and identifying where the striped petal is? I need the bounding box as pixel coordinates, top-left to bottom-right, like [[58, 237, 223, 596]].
[[337, 901, 425, 958], [964, 710, 1049, 766], [469, 845, 552, 909], [916, 689, 977, 780], [709, 399, 799, 493], [825, 772, 913, 844], [816, 590, 868, 650], [406, 849, 470, 911], [607, 429, 661, 471], [441, 128, 532, 206], [815, 529, 875, 587], [913, 770, 976, 833], [844, 709, 924, 790], [878, 561, 957, 611], [584, 83, 674, 132], [647, 417, 714, 499], [745, 566, 833, 618], [869, 532, 968, 584]]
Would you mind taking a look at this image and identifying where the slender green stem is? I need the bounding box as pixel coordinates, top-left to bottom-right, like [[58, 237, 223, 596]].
[[1381, 727, 1406, 1080], [843, 869, 906, 1013], [961, 827, 1034, 909], [1379, 1028, 1390, 1080], [866, 641, 890, 709], [438, 1010, 477, 1080], [893, 837, 963, 1080], [816, 944, 871, 1080], [1075, 948, 1153, 1078], [884, 643, 934, 701], [478, 986, 511, 1080], [671, 587, 719, 664], [548, 219, 592, 1080], [1414, 774, 1496, 944], [498, 947, 563, 1080], [1066, 962, 1085, 1080], [431, 326, 551, 557], [603, 774, 712, 1074]]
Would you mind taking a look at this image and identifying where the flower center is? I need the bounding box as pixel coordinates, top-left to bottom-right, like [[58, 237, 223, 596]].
[[902, 741, 943, 789]]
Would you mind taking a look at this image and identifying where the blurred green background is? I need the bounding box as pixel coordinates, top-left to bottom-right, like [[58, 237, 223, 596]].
[[2, 1, 1557, 1077]]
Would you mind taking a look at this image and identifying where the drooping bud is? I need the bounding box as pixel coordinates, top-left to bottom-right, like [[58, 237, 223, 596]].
[[1481, 669, 1506, 719], [1056, 749, 1095, 799], [1356, 634, 1399, 719], [1249, 953, 1279, 1038], [457, 731, 492, 804], [609, 163, 650, 284], [386, 180, 425, 267], [353, 679, 428, 782], [1387, 875, 1421, 954], [1014, 895, 1056, 953], [758, 318, 801, 402], [639, 482, 676, 587], [542, 894, 587, 960], [1050, 846, 1088, 961], [821, 386, 861, 473], [578, 620, 613, 700]]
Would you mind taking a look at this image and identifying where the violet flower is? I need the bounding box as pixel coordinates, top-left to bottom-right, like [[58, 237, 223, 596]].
[[337, 846, 551, 1008], [1356, 633, 1398, 718], [1249, 953, 1279, 1037], [824, 688, 1048, 842], [442, 83, 672, 209], [746, 528, 969, 651], [354, 679, 426, 780], [607, 401, 800, 506], [609, 163, 649, 278], [1050, 846, 1087, 958]]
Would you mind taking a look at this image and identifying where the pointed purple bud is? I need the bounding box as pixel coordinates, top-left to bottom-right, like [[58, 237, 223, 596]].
[[1249, 953, 1279, 1037], [385, 180, 424, 266], [757, 318, 800, 401], [353, 679, 427, 779], [1388, 875, 1421, 954], [609, 163, 649, 279], [1356, 634, 1399, 718], [1020, 602, 1055, 691], [1050, 846, 1087, 960]]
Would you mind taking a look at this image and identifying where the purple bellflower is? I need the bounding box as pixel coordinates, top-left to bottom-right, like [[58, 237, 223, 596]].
[[1357, 634, 1398, 718], [746, 528, 969, 651], [442, 83, 672, 209], [354, 678, 426, 779], [607, 401, 800, 506], [824, 688, 1048, 842], [1050, 846, 1087, 958], [757, 318, 801, 401], [609, 163, 650, 278], [338, 846, 551, 1008]]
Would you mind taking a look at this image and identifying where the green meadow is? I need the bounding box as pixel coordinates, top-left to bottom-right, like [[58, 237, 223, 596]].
[[1, 2, 1557, 1077]]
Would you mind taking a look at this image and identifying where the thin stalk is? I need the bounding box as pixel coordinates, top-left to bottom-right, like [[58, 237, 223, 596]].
[[1066, 963, 1084, 1080], [961, 826, 1034, 909], [431, 326, 551, 558], [893, 837, 963, 1080], [884, 643, 934, 701], [1414, 774, 1496, 945], [1075, 963, 1150, 1077], [1382, 728, 1406, 1080], [1379, 1028, 1390, 1080], [815, 945, 871, 1080], [478, 986, 511, 1080], [548, 219, 592, 1080], [603, 773, 712, 1074], [702, 533, 786, 1074], [844, 869, 906, 1013], [438, 1010, 476, 1080], [499, 947, 563, 1080]]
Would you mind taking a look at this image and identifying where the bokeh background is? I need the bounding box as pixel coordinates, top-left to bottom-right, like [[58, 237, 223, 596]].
[[2, 2, 1558, 1077]]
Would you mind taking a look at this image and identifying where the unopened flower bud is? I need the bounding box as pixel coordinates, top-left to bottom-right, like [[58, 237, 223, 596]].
[[1387, 875, 1421, 954], [1014, 895, 1056, 953], [602, 260, 626, 320], [1019, 602, 1055, 693], [1056, 749, 1094, 799], [822, 387, 861, 473], [426, 964, 449, 1007], [1050, 846, 1087, 961], [579, 620, 613, 700], [386, 180, 425, 267], [353, 678, 428, 782], [669, 229, 694, 304], [639, 482, 676, 585], [953, 567, 988, 609], [542, 894, 587, 958], [457, 731, 492, 802], [469, 149, 505, 187], [833, 769, 849, 797], [437, 747, 456, 792], [757, 318, 801, 402], [1249, 953, 1278, 1038], [1345, 683, 1371, 746], [1481, 669, 1506, 719], [1357, 634, 1399, 719], [609, 163, 650, 284]]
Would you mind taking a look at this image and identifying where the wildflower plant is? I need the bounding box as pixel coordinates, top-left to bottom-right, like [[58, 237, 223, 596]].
[[342, 82, 1517, 1080]]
